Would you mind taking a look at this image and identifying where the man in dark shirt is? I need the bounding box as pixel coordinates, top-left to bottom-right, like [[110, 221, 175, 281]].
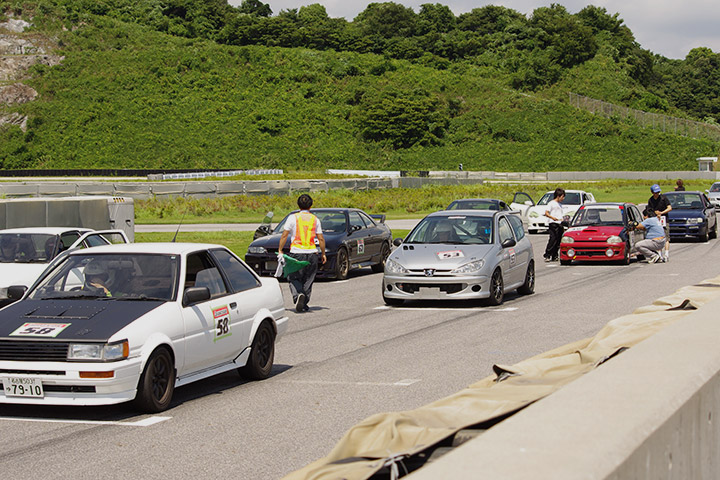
[[647, 184, 672, 262]]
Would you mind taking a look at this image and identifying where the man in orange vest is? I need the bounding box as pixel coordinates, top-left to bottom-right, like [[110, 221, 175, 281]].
[[278, 194, 327, 312]]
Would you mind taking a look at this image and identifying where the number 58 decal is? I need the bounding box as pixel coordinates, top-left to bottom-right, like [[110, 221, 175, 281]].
[[213, 306, 232, 342], [10, 322, 71, 338]]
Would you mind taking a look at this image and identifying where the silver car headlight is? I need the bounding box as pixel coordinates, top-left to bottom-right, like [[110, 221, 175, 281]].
[[561, 236, 574, 244], [607, 235, 623, 244], [451, 259, 485, 274], [385, 258, 409, 274], [686, 218, 702, 224], [247, 246, 267, 254], [68, 340, 129, 362]]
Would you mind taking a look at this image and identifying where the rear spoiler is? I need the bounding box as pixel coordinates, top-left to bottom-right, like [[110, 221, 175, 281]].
[[370, 214, 386, 224]]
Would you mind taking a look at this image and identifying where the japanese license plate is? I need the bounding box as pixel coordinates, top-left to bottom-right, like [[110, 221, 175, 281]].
[[2, 377, 44, 398], [266, 260, 277, 270]]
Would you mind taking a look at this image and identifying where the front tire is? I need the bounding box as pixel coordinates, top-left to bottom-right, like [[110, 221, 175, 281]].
[[334, 248, 349, 280], [239, 322, 275, 380], [518, 260, 535, 295], [371, 242, 391, 273], [135, 348, 175, 413], [710, 221, 718, 239], [487, 269, 504, 306]]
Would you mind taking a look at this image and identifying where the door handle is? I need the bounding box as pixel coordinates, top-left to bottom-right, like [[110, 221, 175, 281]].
[[230, 302, 237, 309]]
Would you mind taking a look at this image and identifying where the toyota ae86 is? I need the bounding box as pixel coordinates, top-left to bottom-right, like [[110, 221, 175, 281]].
[[382, 210, 535, 306], [0, 243, 288, 412], [245, 208, 392, 280]]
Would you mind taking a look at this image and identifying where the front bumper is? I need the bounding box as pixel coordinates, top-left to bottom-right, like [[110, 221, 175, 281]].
[[669, 222, 707, 238], [0, 356, 143, 406], [560, 242, 627, 262], [383, 273, 491, 300], [245, 252, 337, 278], [527, 218, 549, 231]]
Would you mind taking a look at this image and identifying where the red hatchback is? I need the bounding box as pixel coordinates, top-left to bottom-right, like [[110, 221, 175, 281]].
[[559, 203, 646, 265]]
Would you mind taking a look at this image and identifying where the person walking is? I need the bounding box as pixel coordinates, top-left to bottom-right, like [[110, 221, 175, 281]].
[[543, 188, 565, 262], [631, 208, 666, 263], [647, 184, 672, 262], [277, 194, 326, 312]]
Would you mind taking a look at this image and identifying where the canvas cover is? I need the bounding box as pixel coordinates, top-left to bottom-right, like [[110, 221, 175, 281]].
[[284, 275, 720, 480]]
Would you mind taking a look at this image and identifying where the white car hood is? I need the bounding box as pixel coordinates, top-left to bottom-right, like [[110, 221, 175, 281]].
[[0, 263, 49, 289]]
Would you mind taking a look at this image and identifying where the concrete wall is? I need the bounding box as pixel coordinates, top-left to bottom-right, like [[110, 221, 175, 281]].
[[407, 296, 720, 480]]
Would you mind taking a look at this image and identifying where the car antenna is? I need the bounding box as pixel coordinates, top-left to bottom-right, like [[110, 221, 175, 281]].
[[171, 209, 187, 243]]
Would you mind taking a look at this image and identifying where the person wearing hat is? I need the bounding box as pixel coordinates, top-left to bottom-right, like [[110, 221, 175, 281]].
[[0, 236, 18, 262], [647, 184, 672, 262], [83, 259, 112, 297]]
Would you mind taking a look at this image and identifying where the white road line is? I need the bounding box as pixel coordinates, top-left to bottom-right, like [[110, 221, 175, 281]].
[[277, 379, 421, 387], [0, 415, 171, 427], [374, 306, 517, 312]]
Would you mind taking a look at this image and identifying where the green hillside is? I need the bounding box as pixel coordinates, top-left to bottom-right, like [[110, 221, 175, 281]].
[[0, 1, 717, 171]]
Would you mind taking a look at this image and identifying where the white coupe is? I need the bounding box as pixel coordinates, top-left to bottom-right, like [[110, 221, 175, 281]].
[[510, 190, 597, 233]]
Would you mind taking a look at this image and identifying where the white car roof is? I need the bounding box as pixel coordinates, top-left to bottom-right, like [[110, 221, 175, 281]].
[[69, 242, 227, 256], [0, 227, 94, 235]]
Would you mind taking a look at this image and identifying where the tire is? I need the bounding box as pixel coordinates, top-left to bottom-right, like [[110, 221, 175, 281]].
[[371, 242, 391, 273], [487, 269, 504, 306], [135, 347, 175, 413], [517, 260, 535, 295], [620, 241, 631, 265], [560, 259, 572, 266], [710, 221, 718, 239], [700, 226, 709, 242], [239, 321, 276, 380], [334, 248, 349, 280]]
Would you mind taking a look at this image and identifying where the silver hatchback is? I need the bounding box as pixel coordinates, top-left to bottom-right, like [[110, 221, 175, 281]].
[[382, 210, 535, 306]]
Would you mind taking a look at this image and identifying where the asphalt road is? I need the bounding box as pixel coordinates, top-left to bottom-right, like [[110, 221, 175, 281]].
[[2, 233, 720, 479]]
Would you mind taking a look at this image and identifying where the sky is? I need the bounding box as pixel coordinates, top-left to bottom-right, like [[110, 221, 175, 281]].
[[227, 0, 720, 59]]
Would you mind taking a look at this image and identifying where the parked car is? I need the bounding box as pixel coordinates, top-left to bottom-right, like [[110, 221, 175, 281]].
[[0, 228, 128, 308], [664, 191, 717, 241], [510, 190, 597, 234], [0, 242, 288, 412], [559, 203, 645, 265], [705, 182, 720, 211], [446, 198, 510, 211], [382, 210, 534, 306], [245, 208, 392, 280]]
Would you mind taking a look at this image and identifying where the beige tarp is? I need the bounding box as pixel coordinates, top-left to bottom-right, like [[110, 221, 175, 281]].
[[283, 275, 720, 480]]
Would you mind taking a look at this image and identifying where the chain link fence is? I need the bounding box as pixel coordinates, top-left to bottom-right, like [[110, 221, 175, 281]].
[[569, 93, 720, 142]]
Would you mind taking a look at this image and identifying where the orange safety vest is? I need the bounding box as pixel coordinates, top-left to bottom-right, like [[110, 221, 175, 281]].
[[290, 212, 318, 250]]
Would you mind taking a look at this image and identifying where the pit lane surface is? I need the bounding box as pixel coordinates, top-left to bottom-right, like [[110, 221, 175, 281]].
[[1, 234, 719, 479]]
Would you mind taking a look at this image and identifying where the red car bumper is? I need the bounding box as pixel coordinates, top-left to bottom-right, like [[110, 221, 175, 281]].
[[560, 241, 627, 262]]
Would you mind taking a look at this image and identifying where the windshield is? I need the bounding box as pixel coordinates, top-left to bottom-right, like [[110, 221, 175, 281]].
[[572, 207, 624, 227], [273, 210, 348, 234], [447, 200, 500, 210], [405, 215, 493, 245], [28, 253, 179, 301], [0, 233, 59, 264], [665, 193, 704, 209], [710, 184, 720, 193], [536, 193, 554, 206]]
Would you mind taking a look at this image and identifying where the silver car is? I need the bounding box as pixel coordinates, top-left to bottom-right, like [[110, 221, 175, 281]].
[[382, 210, 535, 306], [706, 182, 720, 211]]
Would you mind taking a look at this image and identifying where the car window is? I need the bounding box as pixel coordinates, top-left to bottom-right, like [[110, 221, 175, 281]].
[[711, 183, 720, 193], [512, 192, 534, 205], [0, 233, 57, 263], [572, 207, 623, 226], [563, 192, 581, 205], [358, 211, 376, 227], [536, 193, 554, 206], [507, 214, 525, 240], [185, 251, 228, 299], [449, 200, 498, 210], [60, 232, 80, 249], [349, 212, 365, 231], [498, 217, 514, 244], [212, 249, 260, 292]]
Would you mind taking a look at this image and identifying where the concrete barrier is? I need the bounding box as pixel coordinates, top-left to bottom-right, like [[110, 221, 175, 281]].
[[407, 296, 720, 480]]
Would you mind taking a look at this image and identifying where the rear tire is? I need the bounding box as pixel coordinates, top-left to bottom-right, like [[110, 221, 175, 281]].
[[487, 269, 504, 306], [135, 347, 175, 413], [239, 322, 275, 380], [371, 242, 391, 273], [518, 261, 535, 295]]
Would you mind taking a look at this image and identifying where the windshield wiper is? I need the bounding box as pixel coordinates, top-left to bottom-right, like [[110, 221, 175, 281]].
[[116, 295, 167, 302]]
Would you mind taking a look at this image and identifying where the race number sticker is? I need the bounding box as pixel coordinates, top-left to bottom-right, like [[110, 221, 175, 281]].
[[10, 322, 71, 338], [508, 248, 517, 266], [437, 250, 464, 260], [659, 216, 667, 227], [213, 306, 232, 342], [357, 238, 365, 254]]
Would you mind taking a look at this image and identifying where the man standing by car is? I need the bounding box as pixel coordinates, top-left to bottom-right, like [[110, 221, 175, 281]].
[[543, 188, 565, 262], [648, 184, 672, 262], [278, 194, 327, 312], [631, 208, 666, 263]]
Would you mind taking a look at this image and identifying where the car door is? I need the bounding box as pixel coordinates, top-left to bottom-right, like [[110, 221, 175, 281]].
[[357, 211, 384, 260], [627, 205, 645, 249], [702, 194, 716, 231], [510, 192, 535, 216], [496, 215, 523, 287], [347, 211, 372, 263], [507, 213, 532, 273], [180, 250, 245, 374]]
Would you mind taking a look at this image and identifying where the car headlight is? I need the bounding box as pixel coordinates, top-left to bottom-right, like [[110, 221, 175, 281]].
[[68, 340, 129, 362], [561, 236, 574, 244], [529, 211, 539, 218], [385, 258, 409, 274], [607, 235, 623, 244], [247, 246, 267, 254], [451, 259, 485, 274], [686, 218, 702, 224]]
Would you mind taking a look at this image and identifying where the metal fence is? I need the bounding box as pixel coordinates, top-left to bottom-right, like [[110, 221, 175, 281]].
[[568, 93, 720, 142]]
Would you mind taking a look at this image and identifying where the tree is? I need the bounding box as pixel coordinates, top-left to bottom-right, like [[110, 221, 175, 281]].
[[237, 0, 272, 17], [417, 3, 456, 34], [354, 2, 418, 39]]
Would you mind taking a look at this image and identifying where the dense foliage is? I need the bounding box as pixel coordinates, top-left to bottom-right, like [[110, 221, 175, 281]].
[[0, 0, 717, 171]]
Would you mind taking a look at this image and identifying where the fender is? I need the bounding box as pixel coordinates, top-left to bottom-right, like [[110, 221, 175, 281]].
[[136, 332, 177, 374], [248, 308, 277, 341]]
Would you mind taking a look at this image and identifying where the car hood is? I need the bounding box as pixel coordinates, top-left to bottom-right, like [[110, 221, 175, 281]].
[[563, 225, 623, 240], [0, 263, 50, 290], [0, 299, 164, 342], [668, 209, 704, 218], [527, 204, 580, 216], [390, 244, 493, 269]]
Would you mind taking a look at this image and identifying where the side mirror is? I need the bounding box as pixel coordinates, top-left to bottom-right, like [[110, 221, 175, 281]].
[[393, 238, 403, 247], [183, 287, 211, 307], [501, 238, 517, 249], [524, 200, 533, 206], [706, 190, 710, 194], [7, 285, 27, 300]]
